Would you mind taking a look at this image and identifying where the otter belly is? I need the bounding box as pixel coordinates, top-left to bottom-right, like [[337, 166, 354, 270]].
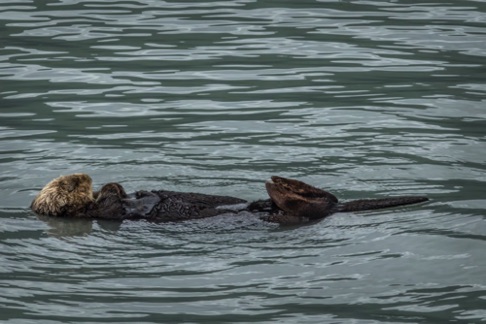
[[119, 190, 248, 222], [122, 192, 161, 218]]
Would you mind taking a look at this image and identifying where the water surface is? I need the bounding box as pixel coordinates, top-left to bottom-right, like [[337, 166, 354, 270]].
[[1, 0, 485, 323]]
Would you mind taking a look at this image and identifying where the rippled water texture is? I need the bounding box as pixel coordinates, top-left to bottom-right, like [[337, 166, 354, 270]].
[[1, 0, 485, 323]]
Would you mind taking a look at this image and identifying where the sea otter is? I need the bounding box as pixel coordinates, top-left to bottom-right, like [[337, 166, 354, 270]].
[[30, 174, 428, 225]]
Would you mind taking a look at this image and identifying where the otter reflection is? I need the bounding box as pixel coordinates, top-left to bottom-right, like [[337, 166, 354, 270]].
[[31, 174, 428, 225]]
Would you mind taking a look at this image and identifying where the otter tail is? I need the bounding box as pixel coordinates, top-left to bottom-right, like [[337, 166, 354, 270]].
[[337, 196, 428, 213]]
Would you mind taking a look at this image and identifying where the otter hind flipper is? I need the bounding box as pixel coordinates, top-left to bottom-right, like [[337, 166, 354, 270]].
[[264, 176, 338, 222], [338, 196, 429, 213], [267, 176, 338, 202]]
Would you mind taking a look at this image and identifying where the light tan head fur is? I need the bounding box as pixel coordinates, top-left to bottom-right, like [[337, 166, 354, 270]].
[[30, 173, 94, 217]]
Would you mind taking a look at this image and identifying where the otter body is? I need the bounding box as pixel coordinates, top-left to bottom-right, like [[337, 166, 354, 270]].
[[31, 174, 428, 225], [87, 184, 247, 222]]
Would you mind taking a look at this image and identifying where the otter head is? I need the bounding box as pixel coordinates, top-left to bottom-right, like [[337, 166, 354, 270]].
[[30, 173, 94, 217], [265, 176, 338, 219]]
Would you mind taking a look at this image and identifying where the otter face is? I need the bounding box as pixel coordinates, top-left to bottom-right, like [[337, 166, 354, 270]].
[[30, 173, 94, 217], [265, 176, 338, 219]]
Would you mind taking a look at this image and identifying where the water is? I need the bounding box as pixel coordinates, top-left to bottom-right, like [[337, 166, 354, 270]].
[[1, 0, 485, 323]]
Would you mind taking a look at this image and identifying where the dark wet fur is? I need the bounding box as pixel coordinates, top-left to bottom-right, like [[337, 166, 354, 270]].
[[262, 176, 428, 224], [83, 183, 247, 222], [32, 175, 428, 225], [337, 197, 429, 212], [90, 177, 427, 224]]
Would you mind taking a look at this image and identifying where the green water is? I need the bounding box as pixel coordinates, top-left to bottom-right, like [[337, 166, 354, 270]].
[[1, 0, 485, 323]]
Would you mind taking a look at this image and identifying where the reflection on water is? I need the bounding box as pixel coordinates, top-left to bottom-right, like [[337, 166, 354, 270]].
[[1, 0, 485, 322]]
